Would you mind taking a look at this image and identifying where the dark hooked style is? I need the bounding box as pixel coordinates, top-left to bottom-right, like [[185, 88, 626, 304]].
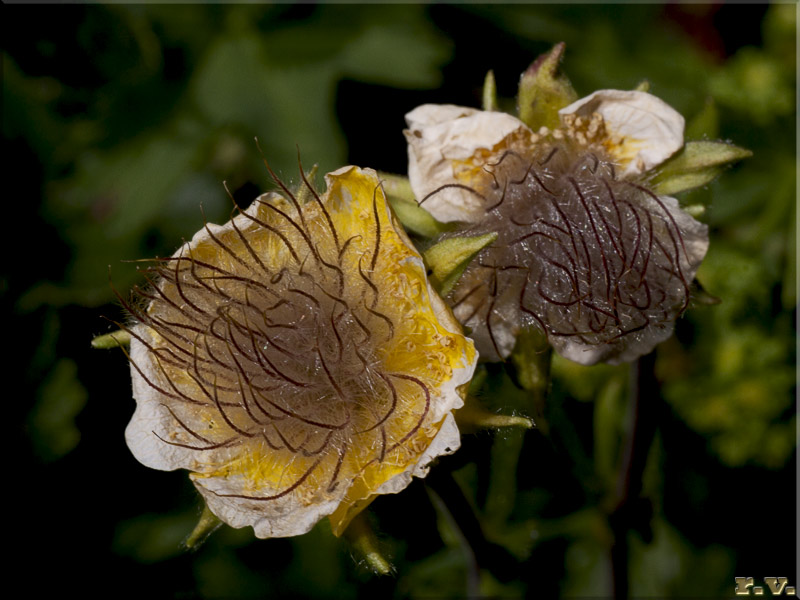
[[438, 141, 699, 364]]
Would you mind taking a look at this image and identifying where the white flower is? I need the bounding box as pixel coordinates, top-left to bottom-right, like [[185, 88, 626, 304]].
[[123, 166, 477, 538], [404, 91, 708, 365]]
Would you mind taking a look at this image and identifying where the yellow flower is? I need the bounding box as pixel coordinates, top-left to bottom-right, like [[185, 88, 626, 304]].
[[405, 91, 709, 364], [123, 166, 476, 538]]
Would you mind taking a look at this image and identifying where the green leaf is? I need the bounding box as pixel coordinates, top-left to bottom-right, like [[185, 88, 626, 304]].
[[28, 359, 88, 462], [709, 46, 795, 124], [517, 42, 578, 130], [115, 509, 200, 564], [191, 33, 345, 175], [337, 18, 451, 88], [422, 232, 497, 296], [651, 141, 752, 195]]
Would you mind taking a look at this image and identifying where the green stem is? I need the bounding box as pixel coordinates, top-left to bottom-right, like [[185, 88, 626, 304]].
[[342, 511, 393, 576], [184, 504, 222, 550], [508, 327, 553, 434], [609, 351, 658, 599]]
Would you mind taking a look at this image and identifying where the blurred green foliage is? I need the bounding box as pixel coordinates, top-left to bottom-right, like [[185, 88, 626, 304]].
[[8, 3, 795, 599]]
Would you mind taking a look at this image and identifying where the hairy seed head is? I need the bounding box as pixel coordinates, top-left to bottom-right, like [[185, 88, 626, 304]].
[[442, 130, 707, 364], [121, 166, 476, 537]]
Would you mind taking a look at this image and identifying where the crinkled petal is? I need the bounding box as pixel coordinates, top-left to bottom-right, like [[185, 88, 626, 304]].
[[405, 104, 531, 223], [126, 165, 476, 538], [327, 411, 462, 536], [559, 90, 684, 177]]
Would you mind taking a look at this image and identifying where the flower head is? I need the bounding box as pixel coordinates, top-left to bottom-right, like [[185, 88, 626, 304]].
[[405, 90, 709, 365], [123, 166, 476, 537]]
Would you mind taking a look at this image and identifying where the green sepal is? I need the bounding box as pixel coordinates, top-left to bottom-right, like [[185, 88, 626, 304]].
[[688, 278, 721, 308], [388, 196, 452, 238], [517, 42, 578, 131], [650, 141, 752, 196], [295, 163, 319, 204], [378, 171, 416, 203], [456, 395, 533, 433], [91, 330, 131, 349], [184, 504, 223, 550], [342, 511, 393, 576], [379, 171, 453, 238], [422, 232, 497, 296], [634, 79, 651, 92], [483, 69, 499, 111], [684, 204, 706, 218]]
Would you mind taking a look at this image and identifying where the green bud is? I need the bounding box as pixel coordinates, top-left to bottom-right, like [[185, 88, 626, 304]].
[[517, 42, 578, 131], [423, 232, 497, 296], [91, 330, 131, 349], [634, 79, 651, 92], [651, 140, 752, 195], [483, 69, 499, 111]]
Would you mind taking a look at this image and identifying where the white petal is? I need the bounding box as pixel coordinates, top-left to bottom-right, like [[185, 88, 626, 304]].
[[126, 330, 204, 471], [373, 412, 461, 496], [560, 90, 684, 177], [405, 103, 482, 130], [405, 104, 530, 223], [193, 473, 346, 539]]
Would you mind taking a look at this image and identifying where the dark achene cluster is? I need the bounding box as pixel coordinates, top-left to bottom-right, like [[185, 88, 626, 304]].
[[443, 133, 704, 364]]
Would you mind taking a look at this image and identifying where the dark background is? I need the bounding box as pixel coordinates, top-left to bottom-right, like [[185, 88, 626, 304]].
[[5, 3, 796, 598]]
